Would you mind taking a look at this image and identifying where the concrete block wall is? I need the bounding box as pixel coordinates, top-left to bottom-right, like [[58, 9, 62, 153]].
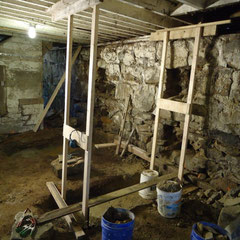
[[0, 36, 43, 134]]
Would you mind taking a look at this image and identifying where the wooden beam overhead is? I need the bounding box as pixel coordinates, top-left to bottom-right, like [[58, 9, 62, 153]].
[[116, 0, 181, 15], [47, 0, 102, 21], [176, 0, 205, 9], [100, 0, 183, 28]]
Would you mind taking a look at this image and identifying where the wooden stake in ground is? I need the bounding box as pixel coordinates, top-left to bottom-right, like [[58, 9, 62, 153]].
[[82, 5, 99, 221], [61, 15, 74, 200], [120, 127, 135, 157], [150, 31, 169, 170], [115, 95, 130, 155], [178, 26, 203, 183], [33, 46, 82, 132]]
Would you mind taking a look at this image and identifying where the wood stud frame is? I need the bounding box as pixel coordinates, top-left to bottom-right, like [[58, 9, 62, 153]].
[[43, 4, 231, 236], [150, 26, 203, 182]]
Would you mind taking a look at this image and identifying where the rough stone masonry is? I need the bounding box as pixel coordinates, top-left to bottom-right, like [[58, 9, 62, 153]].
[[87, 33, 240, 185]]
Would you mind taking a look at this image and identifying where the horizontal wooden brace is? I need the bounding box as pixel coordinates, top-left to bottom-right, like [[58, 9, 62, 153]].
[[157, 98, 189, 114], [63, 124, 88, 151], [150, 19, 231, 41], [151, 25, 216, 41]]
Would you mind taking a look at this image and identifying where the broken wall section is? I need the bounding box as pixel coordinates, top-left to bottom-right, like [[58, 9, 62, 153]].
[[42, 46, 89, 127], [92, 33, 240, 185], [0, 36, 43, 134]]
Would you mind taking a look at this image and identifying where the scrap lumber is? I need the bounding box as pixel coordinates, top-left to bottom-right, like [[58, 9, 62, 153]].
[[114, 139, 150, 162], [115, 95, 131, 155], [33, 46, 82, 132], [120, 128, 135, 157], [46, 182, 85, 239], [38, 171, 177, 224], [95, 143, 117, 149]]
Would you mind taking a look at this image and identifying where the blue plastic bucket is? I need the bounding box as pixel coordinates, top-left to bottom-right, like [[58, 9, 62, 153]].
[[191, 221, 229, 240], [101, 208, 135, 240]]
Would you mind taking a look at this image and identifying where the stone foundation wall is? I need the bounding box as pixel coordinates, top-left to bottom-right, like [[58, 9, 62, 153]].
[[93, 34, 240, 183], [0, 36, 43, 134]]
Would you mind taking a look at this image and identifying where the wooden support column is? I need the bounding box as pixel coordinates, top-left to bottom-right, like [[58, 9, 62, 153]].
[[61, 15, 74, 199], [178, 27, 202, 182], [82, 5, 99, 220], [150, 31, 169, 170]]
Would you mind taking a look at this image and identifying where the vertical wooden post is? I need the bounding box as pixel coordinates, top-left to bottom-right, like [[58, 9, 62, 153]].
[[82, 5, 99, 220], [178, 27, 202, 182], [150, 31, 169, 170], [61, 15, 73, 199]]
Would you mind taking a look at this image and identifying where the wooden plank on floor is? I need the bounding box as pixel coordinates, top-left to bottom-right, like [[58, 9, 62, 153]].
[[38, 171, 177, 224], [95, 143, 117, 149], [46, 182, 85, 239]]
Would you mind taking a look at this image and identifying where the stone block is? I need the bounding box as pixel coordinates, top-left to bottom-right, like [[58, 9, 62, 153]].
[[137, 124, 152, 133], [115, 83, 132, 100], [106, 64, 120, 77], [121, 64, 143, 82], [212, 67, 233, 96], [133, 42, 156, 61], [166, 40, 188, 69], [143, 64, 160, 84], [22, 104, 43, 115], [122, 52, 135, 66], [218, 205, 240, 228], [132, 85, 156, 112], [100, 46, 119, 64]]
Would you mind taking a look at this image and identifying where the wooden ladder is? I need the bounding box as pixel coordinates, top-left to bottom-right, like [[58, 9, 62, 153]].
[[150, 26, 203, 183]]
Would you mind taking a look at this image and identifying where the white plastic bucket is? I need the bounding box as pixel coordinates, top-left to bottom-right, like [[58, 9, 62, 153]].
[[138, 170, 159, 200], [156, 181, 182, 218]]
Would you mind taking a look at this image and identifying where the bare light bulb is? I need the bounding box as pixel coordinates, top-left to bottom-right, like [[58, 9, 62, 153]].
[[28, 26, 36, 39]]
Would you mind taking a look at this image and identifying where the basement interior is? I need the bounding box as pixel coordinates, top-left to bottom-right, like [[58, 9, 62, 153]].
[[1, 0, 240, 239]]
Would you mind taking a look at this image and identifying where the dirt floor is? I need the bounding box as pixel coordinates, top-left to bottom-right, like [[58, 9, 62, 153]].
[[0, 128, 219, 239]]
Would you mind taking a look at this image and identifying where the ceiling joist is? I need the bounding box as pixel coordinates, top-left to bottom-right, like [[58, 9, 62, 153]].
[[47, 0, 102, 21]]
